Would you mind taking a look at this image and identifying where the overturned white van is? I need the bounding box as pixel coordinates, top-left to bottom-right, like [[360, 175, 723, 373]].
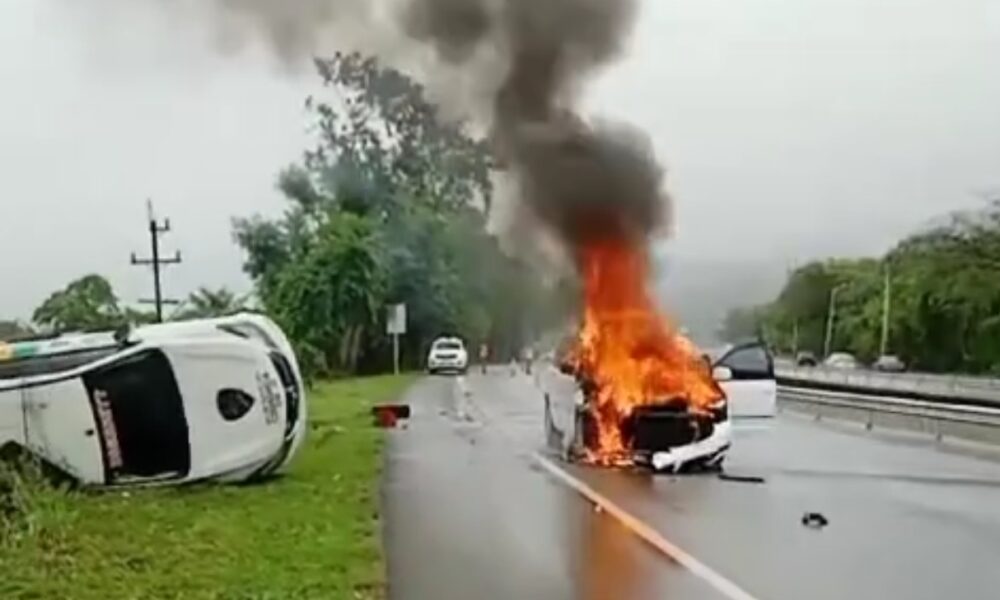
[[0, 313, 306, 487]]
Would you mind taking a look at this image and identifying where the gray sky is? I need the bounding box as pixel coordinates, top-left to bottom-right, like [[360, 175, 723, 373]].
[[2, 0, 998, 321]]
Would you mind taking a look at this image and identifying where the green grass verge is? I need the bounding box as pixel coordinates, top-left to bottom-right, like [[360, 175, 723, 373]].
[[0, 374, 415, 600]]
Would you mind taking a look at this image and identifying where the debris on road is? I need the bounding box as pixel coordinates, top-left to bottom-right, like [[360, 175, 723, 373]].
[[718, 472, 767, 484], [801, 512, 829, 529]]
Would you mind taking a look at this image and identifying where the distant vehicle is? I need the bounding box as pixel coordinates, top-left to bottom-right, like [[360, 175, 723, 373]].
[[0, 313, 306, 487], [427, 336, 468, 374], [824, 352, 859, 369], [795, 351, 818, 367], [712, 340, 777, 418], [874, 354, 906, 372]]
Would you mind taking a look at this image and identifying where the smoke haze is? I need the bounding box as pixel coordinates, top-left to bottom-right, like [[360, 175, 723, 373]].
[[8, 0, 996, 334]]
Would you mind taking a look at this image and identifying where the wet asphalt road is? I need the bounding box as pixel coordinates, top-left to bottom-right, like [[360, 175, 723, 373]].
[[383, 369, 1000, 600]]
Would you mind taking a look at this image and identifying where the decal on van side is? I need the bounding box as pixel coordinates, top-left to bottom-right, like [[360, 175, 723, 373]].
[[92, 389, 124, 470], [256, 371, 281, 426]]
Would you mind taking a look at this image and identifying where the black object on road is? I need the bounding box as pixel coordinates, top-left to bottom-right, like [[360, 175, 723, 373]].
[[801, 512, 829, 529], [718, 472, 766, 484]]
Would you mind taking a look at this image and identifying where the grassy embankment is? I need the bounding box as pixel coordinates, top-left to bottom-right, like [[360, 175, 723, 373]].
[[0, 375, 414, 600]]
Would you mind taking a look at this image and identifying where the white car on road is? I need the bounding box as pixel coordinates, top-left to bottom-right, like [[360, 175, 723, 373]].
[[0, 313, 306, 487], [427, 336, 469, 374], [824, 352, 860, 370]]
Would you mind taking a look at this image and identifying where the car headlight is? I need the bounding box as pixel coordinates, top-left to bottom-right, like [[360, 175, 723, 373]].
[[218, 389, 256, 421]]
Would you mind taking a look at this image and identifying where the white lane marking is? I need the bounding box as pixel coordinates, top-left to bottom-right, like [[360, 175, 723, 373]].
[[453, 376, 471, 420], [532, 452, 762, 600]]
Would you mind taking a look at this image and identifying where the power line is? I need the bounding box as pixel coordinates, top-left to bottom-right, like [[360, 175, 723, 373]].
[[130, 199, 181, 323]]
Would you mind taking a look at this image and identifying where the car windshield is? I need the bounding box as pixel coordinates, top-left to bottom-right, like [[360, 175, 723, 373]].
[[434, 341, 462, 351]]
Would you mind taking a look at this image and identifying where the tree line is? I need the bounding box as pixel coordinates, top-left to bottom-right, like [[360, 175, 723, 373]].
[[0, 275, 247, 340], [721, 198, 1000, 374]]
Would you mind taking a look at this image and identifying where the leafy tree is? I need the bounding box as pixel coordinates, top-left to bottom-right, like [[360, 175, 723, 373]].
[[234, 54, 554, 376], [174, 287, 247, 320], [232, 216, 291, 287], [266, 213, 386, 375], [32, 275, 124, 332], [308, 53, 493, 215], [882, 204, 1000, 372], [123, 308, 159, 327], [739, 198, 1000, 373], [718, 305, 766, 343]]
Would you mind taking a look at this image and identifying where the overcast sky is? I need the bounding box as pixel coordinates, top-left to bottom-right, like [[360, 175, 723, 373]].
[[2, 0, 998, 320]]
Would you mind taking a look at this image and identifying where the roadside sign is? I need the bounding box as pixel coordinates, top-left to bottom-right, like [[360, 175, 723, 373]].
[[386, 304, 406, 375], [387, 303, 407, 335]]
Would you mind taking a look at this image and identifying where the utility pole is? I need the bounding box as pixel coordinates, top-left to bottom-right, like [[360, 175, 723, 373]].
[[879, 261, 892, 356], [823, 284, 845, 358], [130, 200, 181, 323], [786, 261, 799, 356]]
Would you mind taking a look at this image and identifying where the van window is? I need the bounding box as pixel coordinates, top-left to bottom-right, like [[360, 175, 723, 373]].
[[0, 346, 120, 380]]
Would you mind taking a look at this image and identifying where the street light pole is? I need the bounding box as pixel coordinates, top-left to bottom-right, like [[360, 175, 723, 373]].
[[879, 262, 892, 356], [823, 284, 845, 358]]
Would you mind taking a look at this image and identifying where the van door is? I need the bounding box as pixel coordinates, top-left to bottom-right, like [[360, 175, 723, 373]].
[[715, 342, 777, 418], [21, 379, 107, 483]]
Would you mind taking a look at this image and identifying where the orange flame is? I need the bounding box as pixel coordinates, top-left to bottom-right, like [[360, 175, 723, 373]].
[[566, 238, 724, 465]]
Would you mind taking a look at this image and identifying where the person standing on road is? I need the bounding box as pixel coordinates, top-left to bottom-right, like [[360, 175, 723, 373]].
[[523, 345, 535, 375], [479, 342, 489, 374]]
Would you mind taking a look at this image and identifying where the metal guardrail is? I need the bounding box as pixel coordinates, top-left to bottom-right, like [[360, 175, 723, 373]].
[[775, 364, 1000, 407], [779, 385, 1000, 443]]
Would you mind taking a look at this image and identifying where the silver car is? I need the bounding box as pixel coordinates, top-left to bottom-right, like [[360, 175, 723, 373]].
[[824, 352, 860, 369]]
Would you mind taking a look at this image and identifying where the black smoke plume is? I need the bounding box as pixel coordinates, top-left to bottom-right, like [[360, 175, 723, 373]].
[[161, 0, 670, 248]]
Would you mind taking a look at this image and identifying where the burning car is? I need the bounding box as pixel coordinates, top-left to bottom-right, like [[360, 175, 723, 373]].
[[549, 337, 777, 472], [545, 239, 736, 473], [0, 313, 306, 487], [548, 368, 731, 474]]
